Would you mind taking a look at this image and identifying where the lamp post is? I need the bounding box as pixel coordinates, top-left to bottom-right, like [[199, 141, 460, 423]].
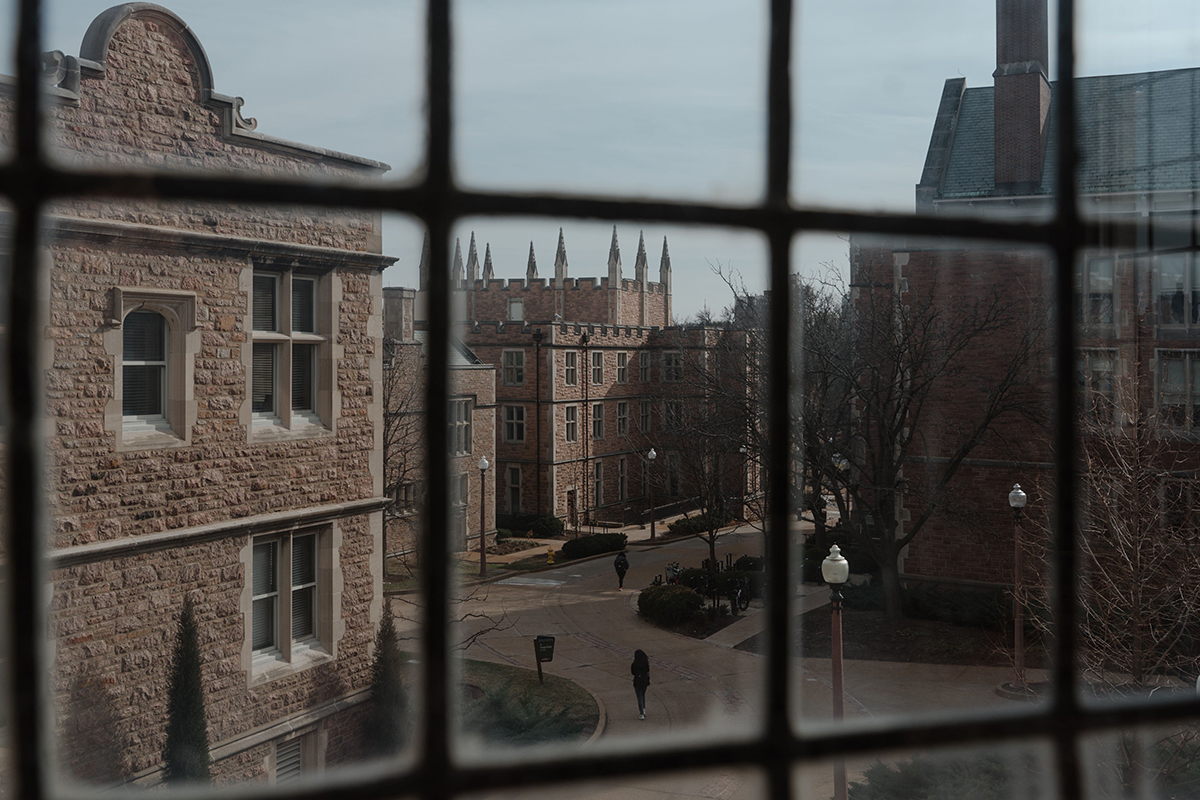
[[739, 445, 747, 520], [478, 456, 490, 578], [1009, 483, 1027, 690], [647, 448, 657, 540], [822, 545, 850, 800]]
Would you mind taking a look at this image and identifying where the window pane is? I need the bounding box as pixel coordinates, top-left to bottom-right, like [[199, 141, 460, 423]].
[[122, 310, 165, 361], [454, 0, 766, 202], [292, 278, 316, 333], [122, 365, 164, 417], [253, 541, 277, 596], [253, 343, 277, 414], [253, 274, 278, 332], [292, 534, 315, 587], [292, 343, 314, 412], [291, 586, 315, 641]]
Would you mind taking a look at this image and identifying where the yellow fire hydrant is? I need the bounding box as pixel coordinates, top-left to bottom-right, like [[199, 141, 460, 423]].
[[546, 546, 555, 565]]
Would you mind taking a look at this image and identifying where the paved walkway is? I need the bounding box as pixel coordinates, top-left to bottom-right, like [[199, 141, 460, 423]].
[[396, 521, 1034, 800]]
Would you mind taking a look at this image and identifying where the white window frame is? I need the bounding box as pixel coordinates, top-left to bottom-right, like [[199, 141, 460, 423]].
[[565, 404, 578, 443], [564, 350, 577, 386], [448, 397, 473, 455], [249, 528, 330, 676], [503, 349, 525, 385], [504, 404, 526, 443], [250, 270, 328, 434]]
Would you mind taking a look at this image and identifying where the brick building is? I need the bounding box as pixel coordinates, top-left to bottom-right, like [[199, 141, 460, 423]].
[[856, 0, 1200, 584], [32, 4, 393, 785], [408, 227, 754, 531]]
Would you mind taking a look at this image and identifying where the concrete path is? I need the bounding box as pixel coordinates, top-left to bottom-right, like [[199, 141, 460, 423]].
[[393, 523, 1034, 800]]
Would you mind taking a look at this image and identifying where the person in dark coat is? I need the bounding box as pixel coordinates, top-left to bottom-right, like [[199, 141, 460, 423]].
[[631, 648, 650, 719], [614, 551, 630, 590]]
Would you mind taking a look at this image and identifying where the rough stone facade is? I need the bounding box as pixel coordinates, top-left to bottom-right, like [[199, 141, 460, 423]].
[[19, 4, 393, 786]]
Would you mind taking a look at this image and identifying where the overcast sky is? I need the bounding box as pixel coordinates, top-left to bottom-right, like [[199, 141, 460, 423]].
[[23, 0, 1200, 319]]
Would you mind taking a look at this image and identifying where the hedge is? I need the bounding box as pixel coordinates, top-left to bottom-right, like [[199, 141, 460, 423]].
[[495, 513, 565, 538], [734, 555, 764, 572], [637, 585, 703, 626], [559, 533, 628, 560], [667, 511, 732, 537]]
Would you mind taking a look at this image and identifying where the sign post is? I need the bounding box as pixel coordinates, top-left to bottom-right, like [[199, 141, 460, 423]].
[[533, 635, 555, 685]]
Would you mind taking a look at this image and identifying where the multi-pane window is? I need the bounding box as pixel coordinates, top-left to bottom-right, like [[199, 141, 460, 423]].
[[1159, 350, 1200, 431], [503, 349, 525, 385], [507, 466, 521, 513], [616, 352, 628, 383], [504, 404, 526, 442], [450, 474, 469, 507], [618, 456, 627, 501], [565, 405, 578, 442], [640, 399, 651, 433], [564, 350, 577, 385], [591, 350, 604, 384], [1077, 349, 1115, 426], [663, 351, 683, 382], [508, 299, 524, 321], [252, 272, 323, 428], [122, 310, 167, 429], [616, 401, 628, 437], [447, 398, 473, 455], [664, 399, 684, 431], [593, 460, 604, 507], [639, 350, 650, 382], [1075, 256, 1114, 327], [1157, 254, 1200, 328], [592, 402, 604, 439], [252, 532, 318, 658]]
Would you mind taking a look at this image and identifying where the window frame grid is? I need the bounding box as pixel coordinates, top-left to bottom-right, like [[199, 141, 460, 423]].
[[3, 0, 1172, 799]]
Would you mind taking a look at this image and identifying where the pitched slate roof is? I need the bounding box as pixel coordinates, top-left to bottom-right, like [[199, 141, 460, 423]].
[[935, 67, 1200, 200], [413, 331, 485, 366]]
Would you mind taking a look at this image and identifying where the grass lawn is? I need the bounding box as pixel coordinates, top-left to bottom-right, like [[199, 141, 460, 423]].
[[458, 658, 599, 747], [384, 560, 479, 592]]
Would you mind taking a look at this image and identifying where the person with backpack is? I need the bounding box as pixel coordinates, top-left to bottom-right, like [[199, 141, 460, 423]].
[[614, 550, 630, 590], [631, 649, 651, 720]]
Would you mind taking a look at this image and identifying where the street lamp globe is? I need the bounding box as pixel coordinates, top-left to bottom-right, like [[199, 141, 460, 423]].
[[479, 456, 490, 472], [647, 448, 656, 462], [1009, 483, 1026, 510], [822, 545, 850, 586]]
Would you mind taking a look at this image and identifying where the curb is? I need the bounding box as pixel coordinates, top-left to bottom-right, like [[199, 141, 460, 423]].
[[583, 685, 607, 745]]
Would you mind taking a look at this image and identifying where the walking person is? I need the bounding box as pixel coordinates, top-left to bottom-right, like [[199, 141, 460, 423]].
[[631, 648, 650, 720], [614, 550, 630, 590]]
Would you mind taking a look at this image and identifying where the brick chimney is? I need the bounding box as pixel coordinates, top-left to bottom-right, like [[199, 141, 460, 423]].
[[994, 0, 1050, 194]]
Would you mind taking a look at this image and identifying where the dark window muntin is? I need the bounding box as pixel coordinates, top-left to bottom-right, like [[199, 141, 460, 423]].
[[0, 1, 1145, 799]]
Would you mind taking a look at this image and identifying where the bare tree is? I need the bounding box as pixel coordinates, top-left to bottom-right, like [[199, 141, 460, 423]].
[[805, 261, 1049, 619], [1024, 346, 1200, 693], [382, 337, 427, 575]]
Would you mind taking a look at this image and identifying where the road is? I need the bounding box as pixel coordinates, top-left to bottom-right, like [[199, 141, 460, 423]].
[[391, 528, 1021, 799]]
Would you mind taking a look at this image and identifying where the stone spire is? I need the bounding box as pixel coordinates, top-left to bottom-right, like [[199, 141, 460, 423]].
[[607, 225, 621, 284], [482, 243, 494, 281], [554, 227, 569, 284], [526, 241, 539, 281], [418, 230, 430, 290], [659, 236, 672, 288], [451, 238, 464, 283], [634, 230, 648, 283], [465, 232, 480, 282]]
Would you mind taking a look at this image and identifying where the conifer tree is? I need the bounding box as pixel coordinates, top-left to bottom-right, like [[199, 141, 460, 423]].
[[364, 605, 407, 757], [162, 595, 211, 783]]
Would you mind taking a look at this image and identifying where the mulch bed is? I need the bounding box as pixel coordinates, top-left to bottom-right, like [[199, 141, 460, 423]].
[[736, 606, 1051, 668], [488, 539, 539, 556]]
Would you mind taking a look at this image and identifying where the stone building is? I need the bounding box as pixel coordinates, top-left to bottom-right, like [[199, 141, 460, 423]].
[[30, 4, 392, 785], [855, 0, 1200, 585], [419, 228, 754, 531], [381, 287, 496, 562]]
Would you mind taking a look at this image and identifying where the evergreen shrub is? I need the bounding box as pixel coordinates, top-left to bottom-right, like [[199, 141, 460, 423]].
[[559, 533, 627, 559], [637, 585, 703, 626], [162, 596, 211, 784]]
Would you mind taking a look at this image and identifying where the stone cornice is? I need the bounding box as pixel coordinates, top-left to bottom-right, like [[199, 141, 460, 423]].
[[45, 215, 398, 272], [50, 497, 391, 569]]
